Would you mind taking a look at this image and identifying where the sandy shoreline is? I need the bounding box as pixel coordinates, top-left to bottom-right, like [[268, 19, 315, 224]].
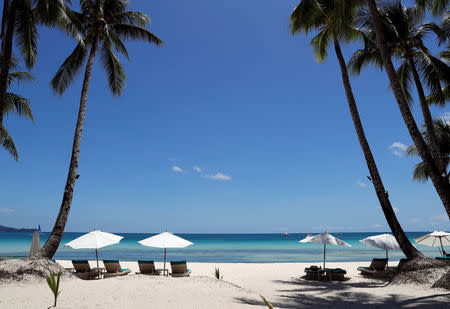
[[1, 261, 449, 308]]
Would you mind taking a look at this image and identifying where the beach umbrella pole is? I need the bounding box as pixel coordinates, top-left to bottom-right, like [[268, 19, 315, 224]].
[[323, 244, 326, 269], [164, 248, 167, 276], [439, 237, 444, 257]]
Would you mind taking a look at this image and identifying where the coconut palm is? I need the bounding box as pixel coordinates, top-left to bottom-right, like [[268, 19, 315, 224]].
[[415, 0, 449, 17], [290, 0, 423, 259], [0, 0, 73, 129], [350, 2, 449, 175], [0, 53, 33, 161], [37, 0, 162, 259], [366, 0, 450, 219], [408, 119, 450, 182]]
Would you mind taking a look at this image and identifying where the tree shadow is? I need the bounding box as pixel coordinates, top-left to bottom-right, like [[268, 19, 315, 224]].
[[235, 275, 450, 308]]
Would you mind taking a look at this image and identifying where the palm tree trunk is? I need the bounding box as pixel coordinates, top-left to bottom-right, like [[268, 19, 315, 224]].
[[334, 40, 423, 259], [0, 0, 16, 127], [366, 0, 450, 219], [38, 40, 98, 259], [408, 57, 446, 172]]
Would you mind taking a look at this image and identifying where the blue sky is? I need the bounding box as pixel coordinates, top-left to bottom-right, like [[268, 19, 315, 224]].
[[0, 0, 448, 233]]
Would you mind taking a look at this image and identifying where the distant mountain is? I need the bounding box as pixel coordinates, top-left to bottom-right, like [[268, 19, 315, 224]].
[[0, 225, 35, 232]]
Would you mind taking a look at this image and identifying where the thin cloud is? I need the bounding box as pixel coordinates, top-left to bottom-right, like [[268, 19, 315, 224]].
[[389, 142, 408, 157], [429, 213, 447, 225], [202, 172, 231, 181], [193, 165, 202, 173], [357, 180, 368, 188], [172, 166, 183, 173], [0, 208, 14, 213]]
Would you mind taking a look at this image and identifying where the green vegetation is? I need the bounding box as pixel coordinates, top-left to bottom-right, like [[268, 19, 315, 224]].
[[213, 267, 223, 280], [261, 295, 274, 309], [46, 271, 61, 308]]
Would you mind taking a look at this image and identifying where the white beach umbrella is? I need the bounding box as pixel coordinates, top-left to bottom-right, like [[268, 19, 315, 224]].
[[415, 231, 450, 256], [299, 232, 351, 268], [65, 230, 123, 270], [360, 233, 401, 261], [28, 230, 41, 257], [138, 231, 193, 275]]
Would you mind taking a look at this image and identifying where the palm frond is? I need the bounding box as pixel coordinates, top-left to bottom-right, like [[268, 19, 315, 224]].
[[110, 24, 163, 45], [108, 30, 129, 60], [51, 41, 88, 95], [108, 11, 150, 27], [99, 38, 126, 95], [415, 51, 450, 106], [7, 71, 34, 86], [311, 27, 331, 62], [15, 0, 38, 68], [4, 92, 33, 121], [0, 125, 18, 161], [396, 61, 413, 104]]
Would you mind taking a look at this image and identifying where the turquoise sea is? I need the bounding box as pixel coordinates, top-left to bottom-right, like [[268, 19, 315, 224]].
[[0, 232, 444, 263]]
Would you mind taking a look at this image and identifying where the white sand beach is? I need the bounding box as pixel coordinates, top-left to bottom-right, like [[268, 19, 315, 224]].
[[1, 261, 449, 308]]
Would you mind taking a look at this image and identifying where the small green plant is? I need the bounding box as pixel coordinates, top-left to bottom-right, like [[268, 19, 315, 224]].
[[261, 295, 274, 309], [46, 271, 61, 308], [213, 267, 223, 280]]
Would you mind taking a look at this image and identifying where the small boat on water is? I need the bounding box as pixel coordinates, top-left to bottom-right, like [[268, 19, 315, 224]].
[[282, 232, 290, 237]]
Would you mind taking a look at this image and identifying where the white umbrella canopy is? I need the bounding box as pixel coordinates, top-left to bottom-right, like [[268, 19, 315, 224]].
[[299, 232, 351, 268], [415, 231, 450, 256], [138, 232, 193, 275], [65, 230, 123, 271], [360, 233, 401, 260], [28, 230, 41, 257]]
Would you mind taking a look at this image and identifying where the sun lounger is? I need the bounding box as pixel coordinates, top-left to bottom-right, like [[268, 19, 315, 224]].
[[72, 260, 103, 280], [357, 258, 392, 277], [324, 268, 347, 281], [136, 260, 162, 275], [387, 259, 408, 271], [103, 260, 131, 278], [304, 265, 322, 280], [170, 261, 191, 277], [435, 256, 450, 264]]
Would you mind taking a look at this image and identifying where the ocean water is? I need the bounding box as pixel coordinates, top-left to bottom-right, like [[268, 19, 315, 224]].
[[0, 232, 444, 263]]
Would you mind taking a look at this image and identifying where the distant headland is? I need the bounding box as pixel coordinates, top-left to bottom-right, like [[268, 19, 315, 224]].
[[0, 225, 35, 232]]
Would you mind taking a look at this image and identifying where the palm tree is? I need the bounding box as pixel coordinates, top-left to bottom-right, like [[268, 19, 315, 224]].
[[0, 0, 72, 129], [408, 119, 450, 182], [37, 0, 162, 259], [366, 0, 450, 219], [0, 53, 33, 161], [349, 2, 449, 176], [415, 0, 449, 17], [290, 0, 423, 259]]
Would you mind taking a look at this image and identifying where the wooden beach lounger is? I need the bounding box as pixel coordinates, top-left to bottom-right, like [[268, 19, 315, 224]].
[[387, 259, 408, 271], [357, 258, 392, 277], [136, 260, 162, 275], [304, 266, 347, 281], [170, 261, 191, 277], [72, 260, 103, 280], [103, 260, 131, 278]]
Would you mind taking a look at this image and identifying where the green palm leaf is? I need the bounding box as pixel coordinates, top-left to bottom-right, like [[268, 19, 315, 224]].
[[0, 125, 18, 161], [4, 93, 33, 121], [15, 0, 38, 68], [99, 38, 126, 95]]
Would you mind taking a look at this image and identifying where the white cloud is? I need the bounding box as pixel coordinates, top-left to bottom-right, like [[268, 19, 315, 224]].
[[389, 142, 408, 157], [429, 213, 447, 225], [202, 172, 231, 181], [393, 207, 400, 214], [172, 166, 183, 173], [0, 208, 14, 213], [372, 224, 382, 228], [357, 180, 368, 188], [193, 165, 202, 173]]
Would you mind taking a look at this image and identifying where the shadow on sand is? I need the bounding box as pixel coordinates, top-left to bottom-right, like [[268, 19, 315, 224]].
[[235, 275, 450, 308]]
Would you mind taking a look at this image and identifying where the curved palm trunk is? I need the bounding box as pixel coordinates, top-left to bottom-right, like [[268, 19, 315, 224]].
[[367, 0, 450, 219], [334, 40, 423, 259], [408, 57, 446, 172], [38, 40, 98, 259], [0, 0, 16, 127]]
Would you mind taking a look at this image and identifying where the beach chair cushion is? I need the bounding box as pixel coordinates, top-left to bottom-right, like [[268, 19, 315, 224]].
[[103, 260, 131, 276], [72, 260, 91, 273], [137, 260, 159, 274]]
